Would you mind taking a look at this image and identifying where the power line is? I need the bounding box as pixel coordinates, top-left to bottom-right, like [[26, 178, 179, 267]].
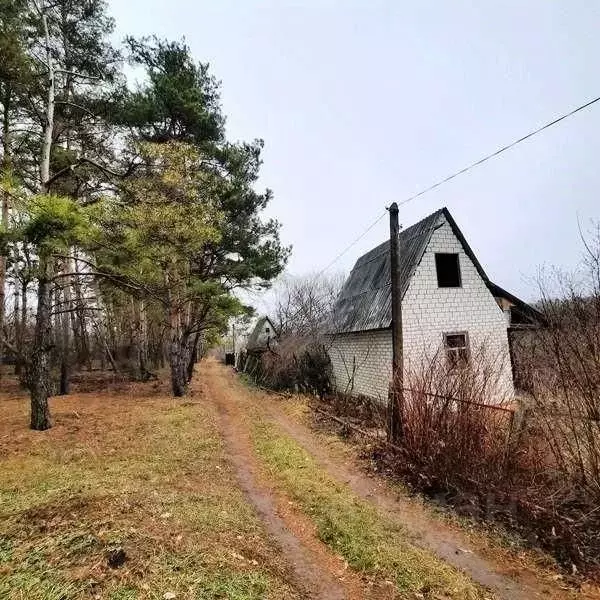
[[319, 93, 600, 274], [316, 210, 387, 277], [397, 93, 600, 207]]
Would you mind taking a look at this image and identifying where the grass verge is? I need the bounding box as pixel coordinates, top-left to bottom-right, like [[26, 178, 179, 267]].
[[0, 378, 300, 599], [252, 420, 490, 600]]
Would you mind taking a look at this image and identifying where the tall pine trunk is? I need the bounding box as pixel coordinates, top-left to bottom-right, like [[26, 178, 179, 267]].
[[29, 256, 53, 430], [137, 299, 149, 379], [15, 279, 28, 376], [72, 260, 91, 369], [186, 330, 202, 383], [12, 287, 19, 372], [27, 4, 56, 430], [168, 304, 188, 397], [131, 297, 150, 380], [169, 341, 187, 397], [59, 285, 70, 395], [0, 89, 12, 364]]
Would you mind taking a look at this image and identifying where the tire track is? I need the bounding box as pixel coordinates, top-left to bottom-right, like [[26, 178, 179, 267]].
[[202, 362, 358, 600]]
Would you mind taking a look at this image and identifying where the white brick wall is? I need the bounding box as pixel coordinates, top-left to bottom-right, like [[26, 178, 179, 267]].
[[329, 218, 514, 402], [328, 329, 392, 401], [402, 221, 514, 399]]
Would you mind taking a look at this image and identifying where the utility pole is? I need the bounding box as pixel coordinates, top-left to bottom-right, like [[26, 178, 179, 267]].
[[231, 322, 236, 368], [387, 202, 403, 443]]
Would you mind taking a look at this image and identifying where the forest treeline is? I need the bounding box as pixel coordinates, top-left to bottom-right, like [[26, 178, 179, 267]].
[[0, 0, 289, 429]]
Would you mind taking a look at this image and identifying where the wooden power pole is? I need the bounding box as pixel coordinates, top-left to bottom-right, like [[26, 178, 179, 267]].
[[387, 202, 403, 442], [232, 323, 236, 367]]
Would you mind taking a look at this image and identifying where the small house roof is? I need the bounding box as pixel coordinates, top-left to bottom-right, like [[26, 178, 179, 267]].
[[487, 282, 544, 328], [330, 207, 541, 333]]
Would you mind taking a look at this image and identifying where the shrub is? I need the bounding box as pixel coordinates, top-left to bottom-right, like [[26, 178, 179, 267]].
[[255, 339, 333, 398]]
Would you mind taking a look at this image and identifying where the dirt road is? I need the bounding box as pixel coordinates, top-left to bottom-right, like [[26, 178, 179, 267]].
[[200, 359, 587, 600], [203, 362, 374, 599]]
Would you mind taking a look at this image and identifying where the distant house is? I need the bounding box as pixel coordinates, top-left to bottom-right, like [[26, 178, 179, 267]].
[[232, 315, 278, 370], [328, 207, 539, 402], [246, 316, 277, 351]]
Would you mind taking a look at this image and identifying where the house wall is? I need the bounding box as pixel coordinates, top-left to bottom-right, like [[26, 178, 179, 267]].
[[328, 329, 392, 401], [401, 221, 514, 400], [252, 328, 274, 348], [329, 220, 514, 402]]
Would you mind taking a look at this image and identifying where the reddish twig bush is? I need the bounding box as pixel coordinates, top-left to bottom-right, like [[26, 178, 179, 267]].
[[396, 344, 513, 489], [323, 331, 600, 576]]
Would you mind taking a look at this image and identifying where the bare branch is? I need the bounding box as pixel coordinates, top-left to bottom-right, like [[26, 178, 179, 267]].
[[55, 101, 96, 117], [54, 69, 101, 81]]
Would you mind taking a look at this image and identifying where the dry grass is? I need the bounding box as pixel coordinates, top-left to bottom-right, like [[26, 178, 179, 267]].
[[251, 419, 490, 600], [0, 374, 299, 599], [266, 390, 600, 598]]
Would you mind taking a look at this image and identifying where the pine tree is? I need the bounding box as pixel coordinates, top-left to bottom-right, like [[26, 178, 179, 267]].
[[0, 0, 32, 363], [108, 38, 289, 394], [1, 0, 120, 428]]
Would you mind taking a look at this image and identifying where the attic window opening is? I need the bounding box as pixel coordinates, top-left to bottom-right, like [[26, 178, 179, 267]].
[[435, 253, 461, 287], [444, 332, 469, 367], [265, 327, 270, 334]]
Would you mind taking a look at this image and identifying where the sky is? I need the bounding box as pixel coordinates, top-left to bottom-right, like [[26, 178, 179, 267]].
[[108, 0, 600, 302]]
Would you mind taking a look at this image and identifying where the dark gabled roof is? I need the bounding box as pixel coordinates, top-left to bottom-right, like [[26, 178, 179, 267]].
[[330, 207, 540, 334], [330, 208, 449, 333]]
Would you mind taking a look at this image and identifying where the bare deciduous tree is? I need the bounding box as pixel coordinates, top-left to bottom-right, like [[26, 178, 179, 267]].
[[527, 221, 600, 496], [244, 273, 344, 396]]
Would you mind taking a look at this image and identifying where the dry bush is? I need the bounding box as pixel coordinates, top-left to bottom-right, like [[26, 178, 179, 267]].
[[393, 344, 515, 492], [378, 346, 600, 574], [504, 223, 600, 572], [255, 338, 332, 398], [247, 273, 344, 396], [324, 391, 387, 429], [528, 226, 600, 500]]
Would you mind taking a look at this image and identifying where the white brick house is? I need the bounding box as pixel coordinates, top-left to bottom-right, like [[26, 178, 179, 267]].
[[328, 208, 538, 402]]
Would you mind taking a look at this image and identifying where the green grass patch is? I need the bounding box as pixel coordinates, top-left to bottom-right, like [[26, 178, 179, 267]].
[[109, 587, 138, 600], [105, 568, 272, 600], [0, 396, 300, 599], [196, 571, 270, 599], [238, 372, 258, 390], [0, 565, 85, 600], [252, 421, 488, 600]]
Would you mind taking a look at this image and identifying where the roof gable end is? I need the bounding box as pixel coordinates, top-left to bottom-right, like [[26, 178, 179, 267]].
[[330, 207, 540, 334], [440, 208, 491, 285]]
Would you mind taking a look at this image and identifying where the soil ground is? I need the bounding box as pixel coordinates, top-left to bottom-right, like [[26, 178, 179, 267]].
[[1, 359, 598, 599], [200, 360, 600, 600]]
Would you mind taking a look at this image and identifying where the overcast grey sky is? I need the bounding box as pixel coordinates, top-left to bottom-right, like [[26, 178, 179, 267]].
[[109, 0, 599, 301]]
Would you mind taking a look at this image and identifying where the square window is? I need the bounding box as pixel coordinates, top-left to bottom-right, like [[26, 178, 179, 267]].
[[435, 253, 461, 287], [444, 332, 469, 367]]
